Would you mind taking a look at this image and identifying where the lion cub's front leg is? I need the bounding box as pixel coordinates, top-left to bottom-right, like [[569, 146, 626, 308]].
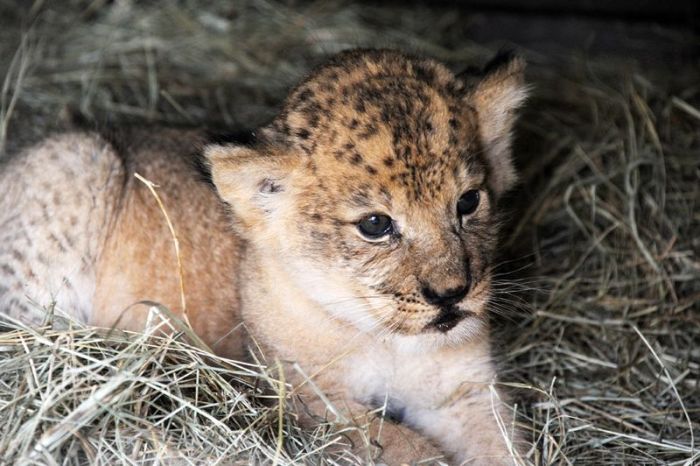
[[296, 389, 444, 465], [395, 338, 521, 465]]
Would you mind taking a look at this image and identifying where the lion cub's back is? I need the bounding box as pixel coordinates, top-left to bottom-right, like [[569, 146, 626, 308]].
[[0, 130, 244, 357], [0, 132, 124, 324]]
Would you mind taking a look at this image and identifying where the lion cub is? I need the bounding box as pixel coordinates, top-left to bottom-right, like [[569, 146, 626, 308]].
[[0, 49, 527, 464]]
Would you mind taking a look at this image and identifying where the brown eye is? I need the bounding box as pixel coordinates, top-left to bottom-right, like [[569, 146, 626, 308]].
[[457, 190, 480, 217], [358, 214, 394, 239]]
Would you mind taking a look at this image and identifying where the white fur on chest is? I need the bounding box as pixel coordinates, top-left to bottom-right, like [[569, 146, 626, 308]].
[[342, 336, 496, 422]]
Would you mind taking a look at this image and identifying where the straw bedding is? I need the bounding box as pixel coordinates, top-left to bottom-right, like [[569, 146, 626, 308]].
[[0, 1, 698, 464]]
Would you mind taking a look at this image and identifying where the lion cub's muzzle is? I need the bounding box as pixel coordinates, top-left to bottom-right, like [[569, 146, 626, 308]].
[[421, 268, 474, 333]]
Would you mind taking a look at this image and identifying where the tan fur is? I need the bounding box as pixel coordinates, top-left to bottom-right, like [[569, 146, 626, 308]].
[[0, 49, 528, 464]]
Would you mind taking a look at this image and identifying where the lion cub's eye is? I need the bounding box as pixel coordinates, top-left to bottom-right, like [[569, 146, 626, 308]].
[[357, 214, 394, 239], [457, 190, 480, 217]]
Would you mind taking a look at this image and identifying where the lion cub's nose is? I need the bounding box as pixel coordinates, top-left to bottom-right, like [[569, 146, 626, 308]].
[[421, 281, 470, 307]]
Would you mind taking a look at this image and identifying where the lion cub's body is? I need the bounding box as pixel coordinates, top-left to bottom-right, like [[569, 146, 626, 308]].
[[0, 129, 245, 358], [0, 50, 527, 464]]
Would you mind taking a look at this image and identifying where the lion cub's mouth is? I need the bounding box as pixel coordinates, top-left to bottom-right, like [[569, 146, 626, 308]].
[[428, 307, 473, 333]]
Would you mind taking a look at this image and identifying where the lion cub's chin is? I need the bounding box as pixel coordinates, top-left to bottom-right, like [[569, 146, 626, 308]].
[[382, 315, 488, 353]]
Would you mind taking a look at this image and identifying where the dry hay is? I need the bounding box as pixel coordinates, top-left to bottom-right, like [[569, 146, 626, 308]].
[[0, 1, 698, 465], [0, 312, 355, 465]]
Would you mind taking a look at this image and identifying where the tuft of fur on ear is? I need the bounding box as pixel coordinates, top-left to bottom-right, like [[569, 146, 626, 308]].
[[468, 52, 529, 196], [205, 143, 297, 229]]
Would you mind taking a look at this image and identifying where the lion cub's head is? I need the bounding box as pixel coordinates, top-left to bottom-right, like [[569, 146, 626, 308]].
[[207, 49, 527, 346]]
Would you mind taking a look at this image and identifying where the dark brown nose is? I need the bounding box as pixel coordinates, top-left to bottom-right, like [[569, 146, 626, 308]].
[[421, 281, 470, 307]]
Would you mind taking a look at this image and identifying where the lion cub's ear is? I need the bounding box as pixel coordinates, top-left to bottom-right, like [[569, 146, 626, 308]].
[[467, 52, 528, 196], [205, 144, 298, 228]]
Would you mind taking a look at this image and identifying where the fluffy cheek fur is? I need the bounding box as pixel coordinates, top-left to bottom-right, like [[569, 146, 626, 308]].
[[273, 212, 386, 333]]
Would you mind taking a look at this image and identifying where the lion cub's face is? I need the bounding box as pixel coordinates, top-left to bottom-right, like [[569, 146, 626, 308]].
[[208, 50, 527, 345]]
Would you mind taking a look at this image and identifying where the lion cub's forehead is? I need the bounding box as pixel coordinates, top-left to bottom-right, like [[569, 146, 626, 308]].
[[272, 50, 481, 202]]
